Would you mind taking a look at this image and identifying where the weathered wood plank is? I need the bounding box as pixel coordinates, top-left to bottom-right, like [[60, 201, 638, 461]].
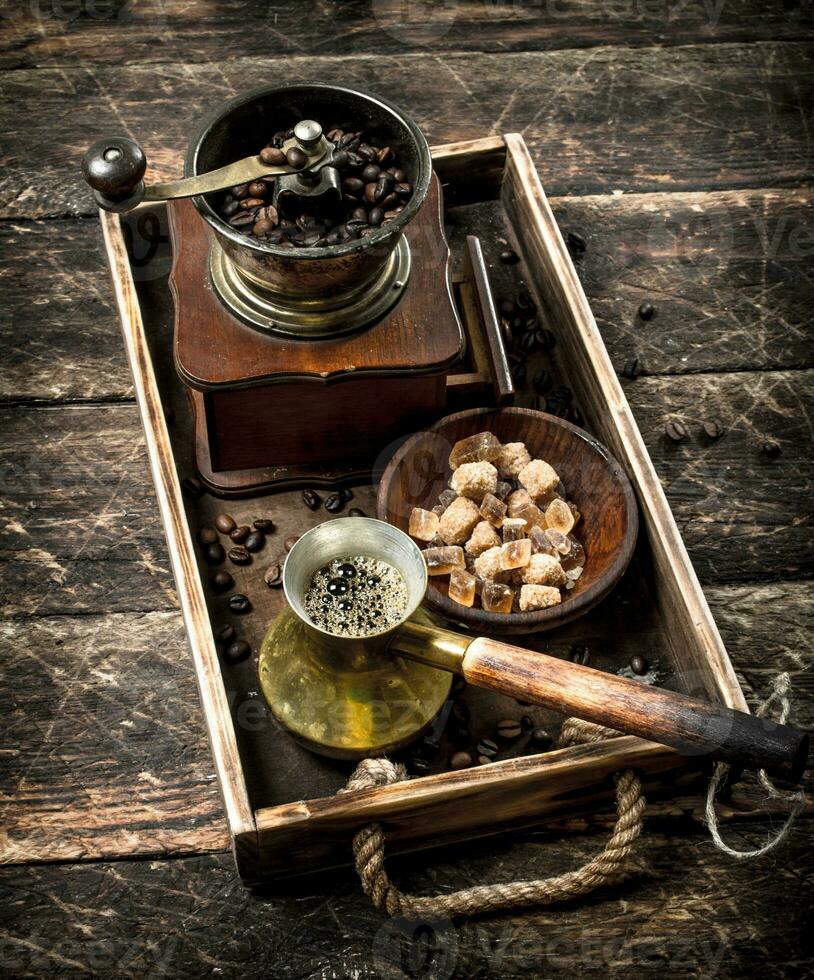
[[2, 43, 812, 219], [4, 186, 813, 404], [0, 579, 808, 866], [0, 827, 811, 977], [2, 0, 812, 70]]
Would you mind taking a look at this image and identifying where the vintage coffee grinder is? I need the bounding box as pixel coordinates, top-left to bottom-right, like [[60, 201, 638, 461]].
[[82, 83, 513, 495]]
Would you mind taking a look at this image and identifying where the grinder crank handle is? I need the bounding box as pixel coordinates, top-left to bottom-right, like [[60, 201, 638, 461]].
[[392, 624, 809, 782], [81, 120, 333, 213]]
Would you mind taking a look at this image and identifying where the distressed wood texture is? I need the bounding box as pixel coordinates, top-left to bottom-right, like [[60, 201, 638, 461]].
[[2, 43, 814, 219], [3, 0, 813, 69]]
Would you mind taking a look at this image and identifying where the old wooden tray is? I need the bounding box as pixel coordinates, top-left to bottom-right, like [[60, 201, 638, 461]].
[[100, 134, 748, 883]]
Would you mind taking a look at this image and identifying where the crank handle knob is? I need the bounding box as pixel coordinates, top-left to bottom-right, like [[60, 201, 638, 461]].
[[82, 136, 147, 212]]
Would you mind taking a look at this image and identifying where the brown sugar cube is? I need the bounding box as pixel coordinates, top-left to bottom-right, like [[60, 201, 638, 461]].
[[499, 538, 532, 571], [519, 584, 562, 611], [465, 520, 502, 557], [514, 500, 547, 531], [424, 545, 465, 575], [448, 568, 477, 607], [474, 545, 509, 583], [408, 507, 440, 541], [544, 528, 571, 555], [479, 492, 507, 528], [437, 497, 481, 545], [506, 489, 532, 517], [502, 517, 528, 543], [529, 525, 558, 555], [449, 431, 502, 470], [494, 480, 512, 500], [560, 535, 586, 572], [545, 498, 575, 535], [496, 441, 531, 480], [522, 553, 567, 587], [518, 459, 560, 500], [450, 461, 498, 502], [482, 580, 514, 614], [568, 501, 581, 526], [438, 488, 458, 509]]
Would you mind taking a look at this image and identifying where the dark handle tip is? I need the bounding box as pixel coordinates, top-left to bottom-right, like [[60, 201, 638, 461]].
[[82, 137, 147, 211]]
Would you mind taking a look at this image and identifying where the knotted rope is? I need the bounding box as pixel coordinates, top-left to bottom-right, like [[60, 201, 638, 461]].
[[341, 719, 645, 920]]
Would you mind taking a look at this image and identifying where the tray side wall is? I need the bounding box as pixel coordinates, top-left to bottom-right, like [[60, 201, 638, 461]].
[[499, 134, 747, 712], [100, 211, 259, 874]]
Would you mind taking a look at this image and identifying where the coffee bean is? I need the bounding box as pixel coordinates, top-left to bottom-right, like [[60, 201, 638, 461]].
[[516, 287, 534, 310], [630, 654, 649, 675], [248, 180, 267, 198], [450, 751, 473, 770], [499, 248, 519, 264], [228, 546, 251, 565], [565, 231, 586, 259], [368, 207, 384, 226], [623, 357, 641, 380], [231, 183, 249, 200], [204, 542, 225, 565], [181, 476, 204, 499], [476, 755, 493, 766], [339, 488, 354, 503], [500, 298, 518, 319], [253, 518, 275, 533], [264, 562, 283, 588], [476, 738, 498, 758], [215, 514, 236, 534], [496, 719, 522, 740], [361, 163, 380, 183], [451, 700, 470, 725], [569, 644, 590, 666], [762, 440, 782, 460], [227, 593, 252, 614], [230, 525, 250, 543], [638, 301, 656, 321], [240, 197, 265, 210], [702, 419, 724, 441], [521, 715, 534, 732], [302, 489, 320, 510], [421, 732, 442, 754], [224, 639, 251, 664], [410, 754, 431, 774], [286, 147, 307, 169], [198, 526, 218, 545], [530, 727, 552, 749], [342, 176, 364, 196], [532, 368, 553, 395], [260, 146, 286, 166], [347, 508, 367, 517], [664, 420, 689, 443], [245, 531, 265, 553], [211, 570, 234, 593], [216, 624, 236, 645], [284, 534, 300, 552], [324, 492, 344, 513]]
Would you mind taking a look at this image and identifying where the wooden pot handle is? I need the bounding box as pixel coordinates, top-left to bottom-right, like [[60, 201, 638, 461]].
[[463, 637, 808, 782]]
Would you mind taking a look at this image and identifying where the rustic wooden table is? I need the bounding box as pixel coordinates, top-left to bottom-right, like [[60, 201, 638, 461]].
[[1, 3, 812, 977]]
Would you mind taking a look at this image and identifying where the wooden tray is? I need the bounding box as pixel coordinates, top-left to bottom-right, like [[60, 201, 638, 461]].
[[100, 134, 747, 883]]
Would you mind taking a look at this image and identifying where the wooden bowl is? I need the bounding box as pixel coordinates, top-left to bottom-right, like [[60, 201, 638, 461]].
[[377, 407, 638, 634]]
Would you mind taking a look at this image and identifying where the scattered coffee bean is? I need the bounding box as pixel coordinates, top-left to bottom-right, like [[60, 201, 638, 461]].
[[702, 419, 724, 441], [264, 562, 283, 588], [204, 542, 225, 565], [664, 420, 689, 443], [452, 676, 467, 697], [421, 732, 442, 753], [565, 231, 586, 259], [521, 715, 534, 732], [638, 301, 656, 321], [347, 507, 367, 517], [230, 525, 251, 543], [228, 546, 251, 565], [516, 287, 534, 310], [477, 754, 493, 766], [215, 514, 237, 534], [451, 700, 470, 725], [198, 526, 218, 546], [496, 719, 522, 740], [216, 624, 236, 645], [284, 534, 301, 552], [224, 639, 251, 664], [253, 518, 275, 533], [530, 727, 552, 749], [532, 368, 553, 395], [623, 357, 641, 380], [476, 738, 498, 759], [302, 489, 321, 510], [569, 644, 590, 666], [630, 654, 649, 675], [500, 298, 518, 318], [181, 476, 204, 499], [244, 531, 265, 553], [450, 751, 473, 770], [339, 488, 354, 503], [227, 593, 252, 614], [211, 570, 234, 593], [499, 248, 519, 264], [762, 440, 782, 460], [410, 754, 431, 774], [324, 492, 344, 513]]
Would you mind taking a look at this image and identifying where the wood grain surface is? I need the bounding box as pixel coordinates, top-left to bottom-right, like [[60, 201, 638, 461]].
[[0, 1, 812, 975]]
